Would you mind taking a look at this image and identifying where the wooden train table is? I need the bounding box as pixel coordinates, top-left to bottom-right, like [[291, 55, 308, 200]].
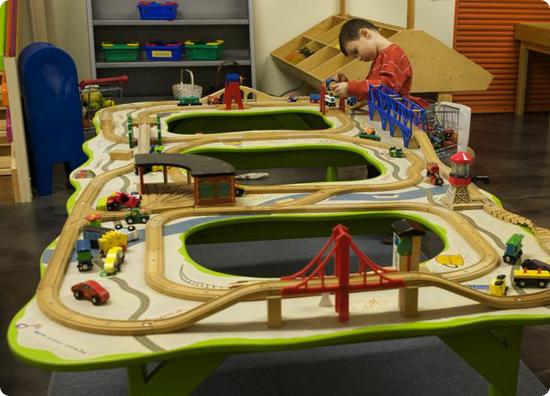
[[8, 87, 550, 395]]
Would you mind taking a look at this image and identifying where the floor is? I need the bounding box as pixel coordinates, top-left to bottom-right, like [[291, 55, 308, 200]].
[[1, 113, 549, 395]]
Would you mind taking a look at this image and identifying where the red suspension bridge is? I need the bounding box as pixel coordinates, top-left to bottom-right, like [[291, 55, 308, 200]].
[[281, 224, 405, 322]]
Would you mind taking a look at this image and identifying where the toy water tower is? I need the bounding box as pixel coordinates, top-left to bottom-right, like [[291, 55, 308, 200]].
[[439, 151, 481, 210]]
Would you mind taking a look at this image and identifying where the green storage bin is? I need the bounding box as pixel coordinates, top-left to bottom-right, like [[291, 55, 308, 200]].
[[184, 40, 224, 60], [101, 42, 140, 62]]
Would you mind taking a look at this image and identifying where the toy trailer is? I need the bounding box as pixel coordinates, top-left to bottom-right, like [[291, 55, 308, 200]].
[[76, 239, 93, 272], [513, 267, 550, 288], [503, 233, 524, 264]]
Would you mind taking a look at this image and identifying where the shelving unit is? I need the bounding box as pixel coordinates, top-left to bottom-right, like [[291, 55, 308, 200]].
[[86, 0, 256, 99], [271, 14, 492, 98]]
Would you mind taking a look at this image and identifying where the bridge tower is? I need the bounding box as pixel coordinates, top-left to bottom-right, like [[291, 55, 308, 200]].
[[391, 219, 425, 318], [224, 73, 244, 110]]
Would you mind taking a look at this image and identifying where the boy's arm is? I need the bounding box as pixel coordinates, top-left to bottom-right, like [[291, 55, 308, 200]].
[[347, 79, 381, 100]]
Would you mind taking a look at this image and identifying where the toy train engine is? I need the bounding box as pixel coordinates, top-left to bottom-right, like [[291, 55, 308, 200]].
[[503, 233, 524, 265], [426, 162, 443, 185], [76, 239, 93, 272]]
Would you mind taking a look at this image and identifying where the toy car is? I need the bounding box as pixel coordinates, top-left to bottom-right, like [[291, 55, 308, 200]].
[[114, 223, 139, 241], [389, 146, 404, 158], [97, 191, 141, 211], [76, 239, 93, 272], [309, 93, 320, 103], [178, 96, 201, 106], [103, 246, 125, 275], [287, 96, 298, 103], [325, 95, 337, 106], [125, 209, 150, 224], [521, 259, 550, 271], [71, 280, 110, 305], [489, 274, 508, 296]]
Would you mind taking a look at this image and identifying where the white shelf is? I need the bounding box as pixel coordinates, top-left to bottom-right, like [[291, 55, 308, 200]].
[[93, 19, 249, 26]]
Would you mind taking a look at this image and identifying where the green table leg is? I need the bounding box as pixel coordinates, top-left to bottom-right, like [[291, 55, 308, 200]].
[[440, 327, 523, 396], [127, 353, 227, 396], [326, 166, 337, 182]]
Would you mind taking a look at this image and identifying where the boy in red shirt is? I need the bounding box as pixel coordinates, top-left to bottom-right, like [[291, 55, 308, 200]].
[[332, 18, 428, 108]]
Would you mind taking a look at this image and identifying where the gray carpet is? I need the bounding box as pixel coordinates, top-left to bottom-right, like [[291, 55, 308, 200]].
[[49, 336, 546, 395]]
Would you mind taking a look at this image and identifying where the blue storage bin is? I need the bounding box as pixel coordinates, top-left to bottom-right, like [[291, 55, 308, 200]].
[[144, 42, 184, 61], [137, 2, 178, 20]]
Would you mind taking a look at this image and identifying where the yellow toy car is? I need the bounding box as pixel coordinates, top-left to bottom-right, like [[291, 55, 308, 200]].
[[103, 246, 124, 275], [489, 274, 508, 296]]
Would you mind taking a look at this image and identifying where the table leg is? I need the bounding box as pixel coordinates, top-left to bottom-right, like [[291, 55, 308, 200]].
[[515, 43, 529, 116], [439, 326, 522, 396], [127, 353, 227, 396]]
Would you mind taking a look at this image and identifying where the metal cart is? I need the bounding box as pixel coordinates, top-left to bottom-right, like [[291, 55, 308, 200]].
[[79, 75, 128, 139]]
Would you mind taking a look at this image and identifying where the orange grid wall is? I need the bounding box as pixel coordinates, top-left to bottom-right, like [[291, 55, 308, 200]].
[[453, 0, 550, 113]]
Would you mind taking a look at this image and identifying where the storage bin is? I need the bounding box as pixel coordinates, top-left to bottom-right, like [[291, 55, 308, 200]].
[[184, 40, 224, 60], [144, 42, 184, 61], [137, 2, 178, 20], [101, 42, 140, 62]]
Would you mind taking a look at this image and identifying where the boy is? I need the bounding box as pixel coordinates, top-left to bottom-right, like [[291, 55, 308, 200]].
[[332, 18, 428, 108]]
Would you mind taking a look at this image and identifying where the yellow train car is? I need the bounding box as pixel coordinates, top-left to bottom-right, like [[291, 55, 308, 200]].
[[489, 274, 508, 296], [513, 268, 550, 288]]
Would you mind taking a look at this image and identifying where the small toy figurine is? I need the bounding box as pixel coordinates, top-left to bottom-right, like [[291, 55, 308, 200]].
[[357, 127, 380, 141], [71, 280, 110, 305], [503, 233, 524, 265], [426, 162, 443, 185]]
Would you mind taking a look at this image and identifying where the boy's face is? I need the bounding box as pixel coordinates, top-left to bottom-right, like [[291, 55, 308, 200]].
[[344, 28, 378, 62]]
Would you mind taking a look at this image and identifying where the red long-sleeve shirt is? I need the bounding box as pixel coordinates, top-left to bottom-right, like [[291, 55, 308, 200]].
[[347, 44, 428, 108]]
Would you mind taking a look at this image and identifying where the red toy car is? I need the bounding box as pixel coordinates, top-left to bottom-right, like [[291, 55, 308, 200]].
[[106, 191, 141, 211], [71, 280, 110, 305]]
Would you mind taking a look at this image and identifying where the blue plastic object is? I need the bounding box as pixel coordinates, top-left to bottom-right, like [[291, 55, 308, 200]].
[[143, 42, 184, 61], [137, 2, 178, 20], [19, 42, 86, 196]]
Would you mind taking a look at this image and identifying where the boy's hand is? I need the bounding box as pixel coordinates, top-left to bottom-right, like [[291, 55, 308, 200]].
[[333, 73, 348, 82], [332, 82, 349, 97]]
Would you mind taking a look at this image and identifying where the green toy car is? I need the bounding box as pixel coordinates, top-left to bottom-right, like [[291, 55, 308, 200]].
[[125, 209, 150, 225]]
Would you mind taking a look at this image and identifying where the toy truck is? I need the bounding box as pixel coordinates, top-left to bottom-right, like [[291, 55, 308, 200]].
[[503, 233, 524, 264], [76, 239, 93, 272]]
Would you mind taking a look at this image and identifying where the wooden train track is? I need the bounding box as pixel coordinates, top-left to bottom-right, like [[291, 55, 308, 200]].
[[33, 98, 550, 336]]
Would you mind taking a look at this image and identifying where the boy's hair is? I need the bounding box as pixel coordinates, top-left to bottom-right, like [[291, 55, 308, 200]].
[[339, 18, 379, 56]]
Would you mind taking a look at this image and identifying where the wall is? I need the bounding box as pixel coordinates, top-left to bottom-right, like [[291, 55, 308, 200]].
[[31, 1, 455, 96], [254, 0, 456, 95]]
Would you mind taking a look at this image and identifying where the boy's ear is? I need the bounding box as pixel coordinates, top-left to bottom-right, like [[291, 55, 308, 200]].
[[359, 28, 371, 39]]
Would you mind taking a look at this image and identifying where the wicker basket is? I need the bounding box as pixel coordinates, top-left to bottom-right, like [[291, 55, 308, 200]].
[[172, 68, 202, 99]]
